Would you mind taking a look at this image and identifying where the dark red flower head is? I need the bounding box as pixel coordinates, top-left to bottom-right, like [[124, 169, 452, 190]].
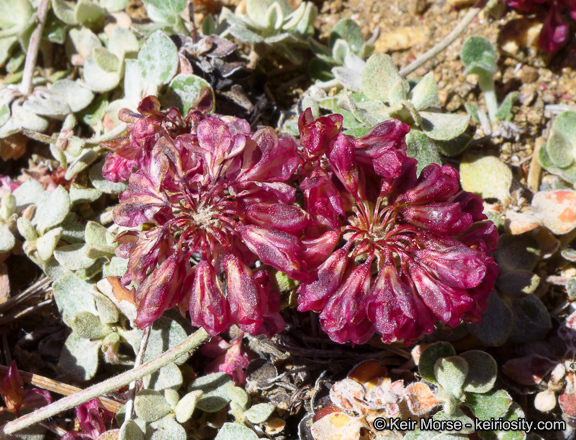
[[111, 100, 310, 336], [296, 117, 499, 345]]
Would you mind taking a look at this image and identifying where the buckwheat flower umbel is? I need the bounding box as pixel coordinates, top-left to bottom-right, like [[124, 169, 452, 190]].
[[0, 361, 52, 417], [296, 112, 499, 345], [62, 399, 113, 440], [111, 97, 308, 336]]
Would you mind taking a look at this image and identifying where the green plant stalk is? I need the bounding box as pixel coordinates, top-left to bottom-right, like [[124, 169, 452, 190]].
[[478, 74, 498, 123], [0, 328, 211, 438]]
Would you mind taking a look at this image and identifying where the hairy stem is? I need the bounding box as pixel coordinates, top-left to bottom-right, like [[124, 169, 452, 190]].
[[399, 0, 488, 77], [0, 328, 210, 438], [478, 74, 498, 123], [125, 326, 151, 421], [20, 0, 51, 96]]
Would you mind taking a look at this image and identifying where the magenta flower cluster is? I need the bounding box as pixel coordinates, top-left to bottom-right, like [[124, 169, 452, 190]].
[[105, 95, 499, 345], [504, 0, 576, 53]]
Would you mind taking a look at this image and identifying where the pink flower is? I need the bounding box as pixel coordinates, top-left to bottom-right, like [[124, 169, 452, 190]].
[[0, 361, 52, 417], [503, 0, 575, 53], [102, 96, 197, 182], [202, 336, 250, 385], [62, 399, 113, 440], [297, 117, 499, 345], [111, 99, 306, 336]]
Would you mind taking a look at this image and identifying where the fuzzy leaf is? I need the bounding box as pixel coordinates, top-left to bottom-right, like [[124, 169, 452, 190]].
[[162, 74, 213, 115], [329, 18, 364, 53], [227, 25, 264, 43], [466, 389, 513, 420], [107, 26, 139, 59], [138, 31, 178, 87], [134, 390, 171, 422], [361, 53, 401, 102], [12, 178, 44, 209], [52, 0, 77, 25], [22, 91, 70, 116], [33, 186, 70, 234], [65, 148, 99, 180], [418, 342, 456, 383], [419, 111, 469, 141], [460, 153, 512, 204], [71, 311, 106, 339], [246, 0, 273, 27], [52, 273, 98, 325], [142, 0, 186, 23], [174, 390, 202, 423], [495, 91, 518, 121], [509, 295, 551, 343], [103, 256, 128, 278], [495, 234, 540, 272], [434, 133, 472, 156], [266, 2, 284, 29], [434, 356, 468, 399], [148, 415, 186, 440], [547, 129, 573, 168], [100, 0, 129, 12], [245, 403, 275, 424], [36, 227, 63, 261], [84, 57, 121, 92], [93, 47, 120, 73], [332, 66, 363, 91], [460, 350, 497, 393], [53, 243, 97, 271], [75, 0, 105, 25], [0, 224, 15, 253], [143, 317, 188, 364], [406, 129, 442, 175], [461, 36, 497, 75], [142, 362, 183, 391], [85, 221, 117, 257], [70, 187, 102, 205], [409, 72, 441, 111], [58, 332, 100, 380], [189, 372, 234, 412], [119, 420, 144, 440], [215, 423, 259, 440], [468, 291, 513, 346], [50, 79, 95, 113], [229, 386, 250, 410], [60, 213, 86, 243], [91, 288, 120, 324]]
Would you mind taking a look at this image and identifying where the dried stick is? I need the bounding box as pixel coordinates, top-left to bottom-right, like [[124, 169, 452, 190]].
[[399, 0, 488, 77], [0, 277, 51, 315], [124, 326, 151, 421], [0, 328, 210, 438], [20, 0, 51, 96], [0, 366, 122, 413]]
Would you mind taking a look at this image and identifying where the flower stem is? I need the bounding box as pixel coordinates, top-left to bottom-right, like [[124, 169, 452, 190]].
[[19, 0, 50, 97], [0, 328, 210, 438], [399, 0, 488, 77]]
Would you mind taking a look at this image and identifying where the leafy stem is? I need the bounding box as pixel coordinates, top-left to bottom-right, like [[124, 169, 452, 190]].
[[0, 328, 210, 438]]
